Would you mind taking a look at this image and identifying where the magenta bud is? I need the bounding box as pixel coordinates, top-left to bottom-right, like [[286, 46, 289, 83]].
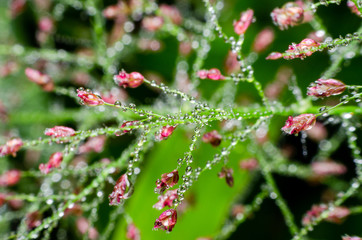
[[25, 68, 54, 91], [39, 152, 63, 174], [271, 2, 304, 30], [153, 189, 178, 210], [156, 125, 176, 141], [266, 52, 283, 60]]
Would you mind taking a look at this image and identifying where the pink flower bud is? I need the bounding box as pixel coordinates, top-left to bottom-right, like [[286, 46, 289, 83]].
[[25, 68, 54, 91], [253, 28, 275, 53], [284, 38, 320, 60], [39, 152, 63, 174], [114, 70, 144, 88], [76, 217, 99, 240], [156, 125, 176, 141], [0, 138, 23, 157], [302, 204, 350, 225], [218, 167, 234, 187], [26, 211, 42, 230], [38, 17, 53, 33], [153, 189, 178, 210], [142, 16, 164, 32], [155, 170, 179, 194], [197, 70, 209, 79], [271, 2, 304, 30], [77, 89, 105, 106], [202, 130, 222, 147], [126, 223, 140, 240], [266, 52, 283, 60], [239, 158, 259, 170], [311, 161, 347, 177], [44, 126, 76, 138], [159, 4, 182, 25], [281, 114, 316, 135], [109, 174, 133, 205], [307, 79, 346, 98], [233, 9, 254, 35], [121, 120, 139, 133], [207, 68, 224, 80], [154, 209, 177, 232], [0, 170, 21, 186], [79, 136, 106, 154]]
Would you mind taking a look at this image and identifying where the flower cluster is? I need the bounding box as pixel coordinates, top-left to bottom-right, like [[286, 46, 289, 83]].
[[302, 204, 350, 225], [267, 38, 320, 60], [271, 2, 304, 30]]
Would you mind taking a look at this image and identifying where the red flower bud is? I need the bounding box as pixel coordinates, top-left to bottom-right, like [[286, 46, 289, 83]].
[[0, 170, 21, 186], [25, 68, 54, 91], [77, 89, 104, 106], [281, 114, 316, 135], [38, 17, 53, 33], [302, 204, 350, 225], [114, 70, 144, 88], [154, 209, 177, 232], [155, 170, 179, 194], [197, 70, 209, 79], [0, 138, 23, 157], [156, 125, 176, 141], [44, 126, 76, 138], [218, 167, 234, 187], [271, 2, 304, 30], [153, 189, 178, 210], [202, 130, 222, 147], [307, 79, 346, 98], [39, 152, 63, 174], [233, 9, 254, 35], [253, 28, 275, 53], [109, 174, 133, 205]]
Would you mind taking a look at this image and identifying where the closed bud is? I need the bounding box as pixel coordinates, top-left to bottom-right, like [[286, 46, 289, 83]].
[[0, 138, 23, 157], [155, 170, 179, 194], [153, 189, 178, 210], [77, 89, 104, 106], [0, 170, 21, 186], [44, 126, 76, 138], [156, 125, 176, 141], [253, 27, 275, 53], [271, 2, 304, 30], [281, 114, 316, 135], [266, 52, 283, 60], [302, 204, 350, 225], [233, 9, 254, 35], [109, 174, 133, 205], [307, 79, 346, 98], [154, 209, 177, 232], [39, 152, 63, 174], [218, 167, 234, 187]]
